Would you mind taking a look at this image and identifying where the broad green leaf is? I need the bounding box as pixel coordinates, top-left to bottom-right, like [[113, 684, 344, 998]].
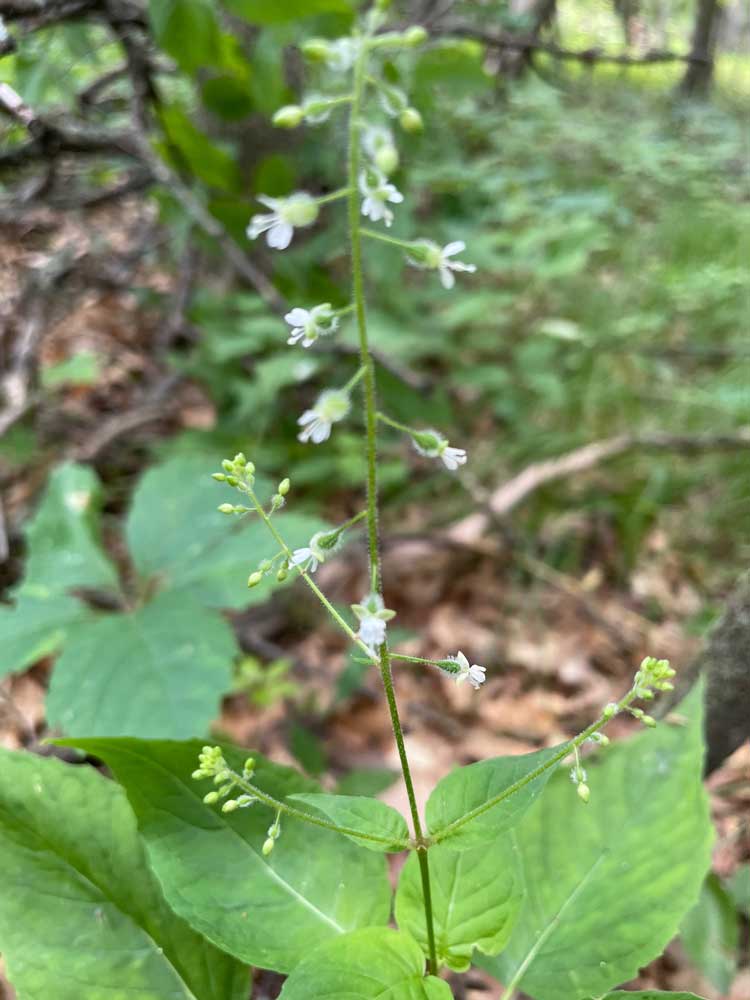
[[289, 792, 410, 852], [0, 749, 248, 1000], [159, 105, 241, 192], [0, 592, 86, 679], [19, 463, 119, 595], [125, 453, 325, 608], [480, 687, 713, 1000], [426, 744, 563, 851], [336, 767, 399, 797], [46, 591, 237, 737], [680, 874, 739, 994], [224, 0, 353, 25], [395, 840, 521, 971], [279, 927, 453, 1000], [148, 0, 224, 73], [62, 739, 393, 973]]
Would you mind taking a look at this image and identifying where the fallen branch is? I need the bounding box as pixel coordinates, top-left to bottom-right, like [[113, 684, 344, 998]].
[[449, 428, 750, 545]]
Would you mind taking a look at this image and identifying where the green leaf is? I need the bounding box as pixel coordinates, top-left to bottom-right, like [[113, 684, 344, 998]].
[[60, 738, 393, 973], [479, 687, 713, 1000], [426, 744, 563, 851], [159, 105, 241, 192], [278, 927, 453, 999], [126, 453, 325, 608], [336, 767, 399, 797], [148, 0, 224, 73], [289, 792, 410, 852], [224, 0, 354, 25], [395, 839, 520, 971], [0, 749, 248, 1000], [19, 463, 119, 596], [46, 591, 237, 737], [0, 592, 86, 679], [594, 994, 708, 1000], [680, 874, 739, 994], [201, 74, 255, 120]]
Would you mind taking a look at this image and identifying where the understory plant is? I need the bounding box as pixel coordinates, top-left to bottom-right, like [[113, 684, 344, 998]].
[[0, 3, 715, 999]]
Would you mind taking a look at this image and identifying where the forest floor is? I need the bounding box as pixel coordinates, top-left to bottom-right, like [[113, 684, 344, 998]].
[[1, 206, 748, 1000]]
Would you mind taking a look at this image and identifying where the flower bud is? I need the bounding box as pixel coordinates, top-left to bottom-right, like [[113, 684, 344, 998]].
[[259, 560, 272, 572], [244, 757, 255, 775], [218, 503, 235, 514], [273, 104, 304, 128], [602, 702, 618, 721], [375, 143, 399, 176], [278, 478, 291, 496], [262, 837, 275, 856], [400, 107, 423, 133], [404, 26, 428, 46], [301, 38, 331, 62], [247, 571, 264, 588], [212, 472, 226, 482], [203, 791, 219, 805], [641, 714, 657, 728], [277, 567, 288, 582], [577, 782, 591, 803], [191, 769, 205, 780], [234, 453, 246, 466], [222, 800, 239, 813], [222, 459, 233, 472]]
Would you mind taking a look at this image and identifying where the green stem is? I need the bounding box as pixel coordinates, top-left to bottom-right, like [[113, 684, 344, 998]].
[[360, 226, 416, 251], [347, 34, 438, 976], [377, 411, 414, 435], [229, 771, 409, 849], [432, 689, 638, 845], [316, 186, 352, 206], [343, 365, 367, 394]]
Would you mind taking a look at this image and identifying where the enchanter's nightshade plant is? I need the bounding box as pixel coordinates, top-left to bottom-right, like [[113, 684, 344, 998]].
[[0, 4, 713, 1000]]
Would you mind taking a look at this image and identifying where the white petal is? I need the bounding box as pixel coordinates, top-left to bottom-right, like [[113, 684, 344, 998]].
[[439, 265, 455, 290], [388, 189, 404, 204], [443, 241, 466, 257], [257, 195, 280, 209], [246, 213, 277, 239], [285, 308, 309, 326], [311, 421, 331, 444], [268, 222, 293, 250], [298, 409, 316, 426]]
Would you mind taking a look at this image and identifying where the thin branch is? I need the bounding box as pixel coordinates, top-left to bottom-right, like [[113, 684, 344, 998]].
[[449, 428, 750, 545]]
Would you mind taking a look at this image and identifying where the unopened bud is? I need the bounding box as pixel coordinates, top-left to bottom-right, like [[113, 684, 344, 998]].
[[278, 478, 290, 496], [400, 107, 423, 133], [247, 571, 264, 588], [218, 503, 235, 514], [301, 38, 330, 62], [577, 782, 591, 803], [222, 800, 239, 813], [641, 714, 657, 728], [273, 104, 304, 128], [191, 769, 205, 780], [404, 26, 428, 46], [244, 757, 255, 775], [602, 703, 618, 721], [212, 472, 226, 482], [203, 791, 219, 805], [262, 836, 275, 856], [234, 453, 246, 466], [375, 143, 399, 175], [277, 567, 288, 582]]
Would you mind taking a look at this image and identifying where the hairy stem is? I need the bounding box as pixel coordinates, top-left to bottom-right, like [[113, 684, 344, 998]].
[[347, 34, 438, 975]]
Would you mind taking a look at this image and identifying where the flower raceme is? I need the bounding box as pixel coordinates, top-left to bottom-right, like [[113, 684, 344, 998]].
[[247, 192, 319, 250]]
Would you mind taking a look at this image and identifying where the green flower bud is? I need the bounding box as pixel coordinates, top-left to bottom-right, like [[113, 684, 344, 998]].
[[247, 571, 264, 588], [191, 769, 205, 780], [577, 782, 591, 803], [212, 472, 226, 482], [222, 459, 233, 472], [245, 461, 255, 475], [222, 800, 239, 813], [641, 714, 657, 728], [278, 478, 290, 496], [258, 560, 272, 572], [244, 757, 255, 775], [262, 836, 275, 856], [273, 104, 304, 128], [301, 38, 331, 62], [277, 567, 288, 582], [602, 702, 618, 721], [218, 503, 235, 514], [203, 791, 219, 805], [233, 453, 246, 466], [375, 143, 399, 175], [400, 107, 423, 133], [404, 26, 428, 47]]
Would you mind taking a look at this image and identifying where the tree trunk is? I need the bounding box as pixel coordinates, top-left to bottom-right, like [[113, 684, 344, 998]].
[[680, 0, 722, 96]]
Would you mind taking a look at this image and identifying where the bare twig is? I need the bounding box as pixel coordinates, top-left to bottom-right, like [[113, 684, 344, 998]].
[[450, 428, 750, 545]]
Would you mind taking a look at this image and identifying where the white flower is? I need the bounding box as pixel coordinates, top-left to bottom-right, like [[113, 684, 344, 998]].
[[352, 593, 396, 654], [297, 389, 350, 444], [326, 37, 359, 72], [406, 239, 476, 289], [359, 168, 403, 227], [411, 429, 467, 472], [284, 304, 339, 348], [438, 651, 486, 690], [290, 532, 327, 573], [247, 192, 319, 250]]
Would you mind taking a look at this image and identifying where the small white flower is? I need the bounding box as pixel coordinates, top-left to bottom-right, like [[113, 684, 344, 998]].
[[247, 192, 319, 250], [326, 37, 359, 72], [406, 239, 476, 289], [411, 429, 467, 472], [297, 389, 350, 444], [284, 304, 339, 348], [438, 651, 486, 690], [352, 593, 396, 654], [290, 532, 327, 573], [359, 168, 403, 227]]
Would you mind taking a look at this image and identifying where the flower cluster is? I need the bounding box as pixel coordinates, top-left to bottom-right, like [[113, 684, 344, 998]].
[[192, 747, 257, 814]]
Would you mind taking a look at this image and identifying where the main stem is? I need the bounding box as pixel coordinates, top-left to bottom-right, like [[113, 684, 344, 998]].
[[347, 36, 438, 976]]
